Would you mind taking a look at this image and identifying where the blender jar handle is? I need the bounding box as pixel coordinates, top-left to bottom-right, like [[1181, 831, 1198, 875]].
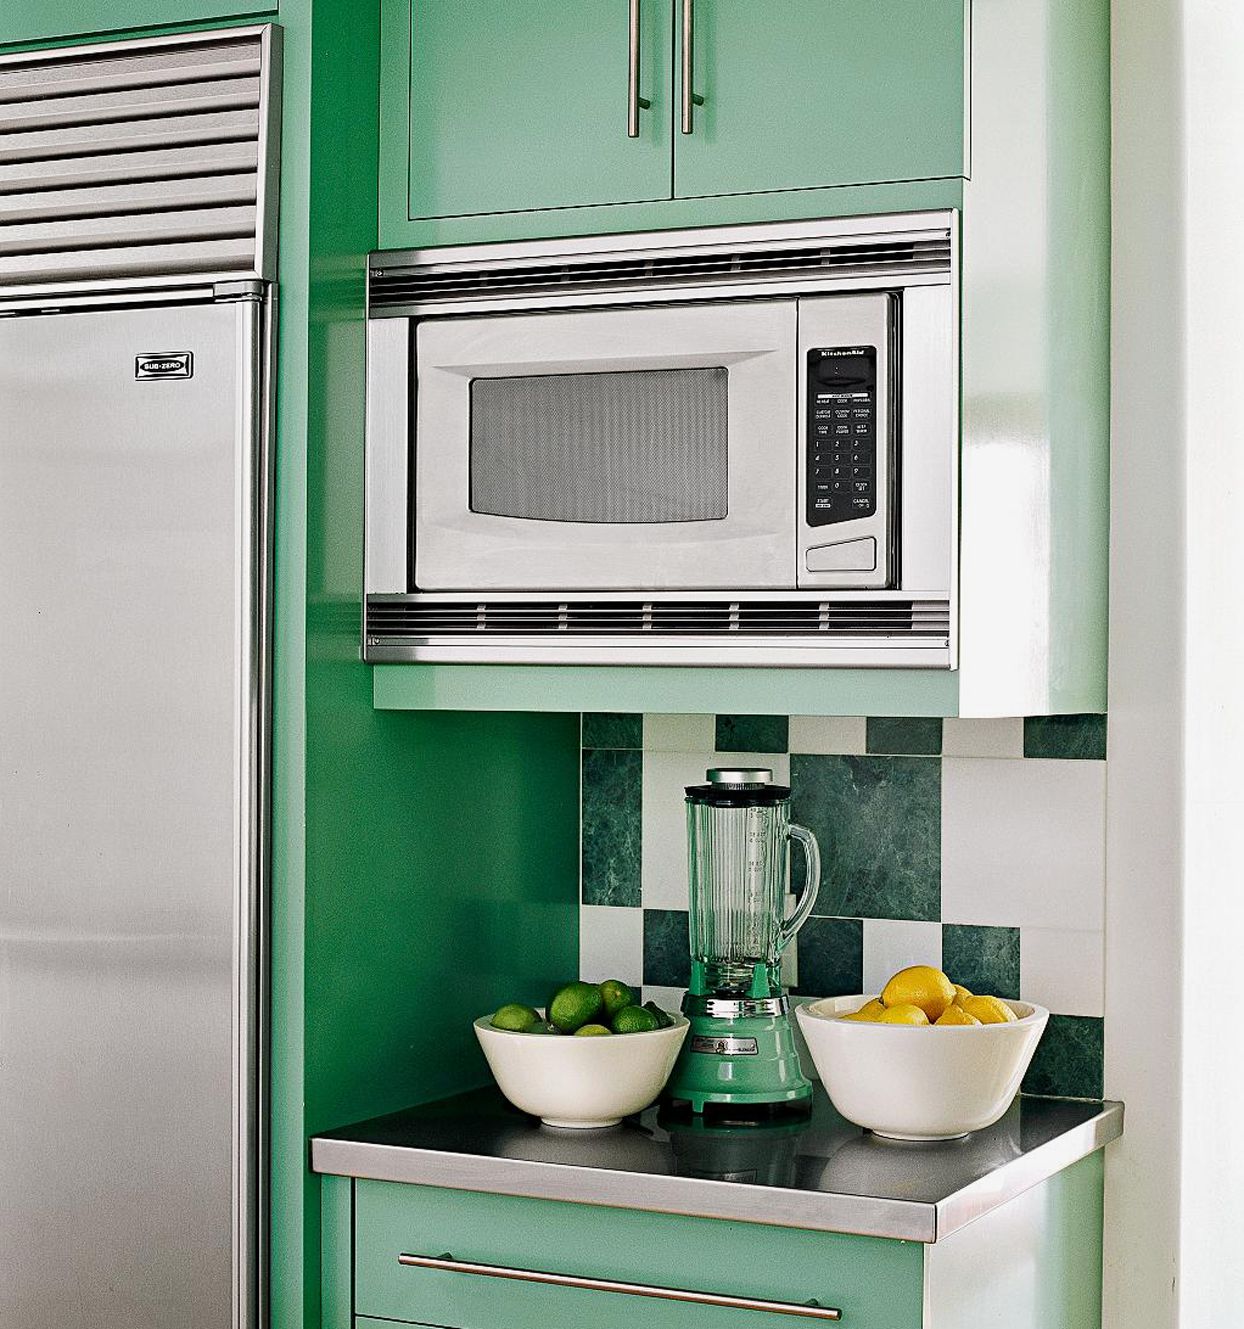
[[779, 823, 821, 954]]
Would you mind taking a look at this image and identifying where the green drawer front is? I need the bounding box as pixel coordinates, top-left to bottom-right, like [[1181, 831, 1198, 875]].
[[355, 1181, 924, 1329]]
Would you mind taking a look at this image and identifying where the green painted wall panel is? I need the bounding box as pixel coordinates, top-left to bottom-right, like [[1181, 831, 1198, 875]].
[[406, 0, 672, 219], [0, 2, 274, 46], [269, 10, 585, 1329], [373, 664, 961, 718], [673, 0, 967, 199], [355, 1182, 924, 1329]]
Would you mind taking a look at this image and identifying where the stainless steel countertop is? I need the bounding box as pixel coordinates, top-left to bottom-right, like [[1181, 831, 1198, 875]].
[[310, 1089, 1123, 1243]]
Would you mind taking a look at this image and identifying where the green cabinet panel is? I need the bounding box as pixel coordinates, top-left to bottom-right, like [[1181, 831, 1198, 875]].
[[407, 0, 671, 219], [0, 1, 274, 46], [674, 0, 967, 199], [355, 1181, 924, 1329]]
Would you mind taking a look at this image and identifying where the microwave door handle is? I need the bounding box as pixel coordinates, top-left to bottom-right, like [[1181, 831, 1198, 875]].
[[627, 0, 651, 137]]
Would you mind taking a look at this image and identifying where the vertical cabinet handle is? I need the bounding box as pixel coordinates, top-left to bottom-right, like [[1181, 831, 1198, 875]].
[[627, 0, 651, 137], [399, 1252, 843, 1320], [680, 0, 695, 133]]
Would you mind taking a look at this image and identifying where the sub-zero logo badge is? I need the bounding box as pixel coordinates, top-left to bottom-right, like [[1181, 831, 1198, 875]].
[[135, 352, 193, 380]]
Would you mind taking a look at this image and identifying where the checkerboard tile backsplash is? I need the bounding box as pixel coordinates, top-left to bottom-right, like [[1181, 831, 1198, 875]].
[[580, 712, 1107, 1100]]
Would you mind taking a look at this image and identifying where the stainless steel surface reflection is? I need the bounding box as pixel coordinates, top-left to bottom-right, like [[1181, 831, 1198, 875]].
[[311, 1088, 1122, 1243]]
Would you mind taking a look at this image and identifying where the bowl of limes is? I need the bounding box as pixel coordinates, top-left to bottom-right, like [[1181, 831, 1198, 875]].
[[796, 966, 1048, 1141], [475, 979, 689, 1129]]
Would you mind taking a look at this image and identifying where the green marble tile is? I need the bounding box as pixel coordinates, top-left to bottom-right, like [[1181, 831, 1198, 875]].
[[582, 712, 643, 749], [1023, 714, 1107, 760], [643, 909, 690, 988], [581, 748, 642, 907], [794, 917, 864, 997], [715, 714, 789, 753], [866, 716, 943, 755], [790, 754, 941, 921], [942, 924, 1020, 1000], [1022, 1014, 1104, 1099]]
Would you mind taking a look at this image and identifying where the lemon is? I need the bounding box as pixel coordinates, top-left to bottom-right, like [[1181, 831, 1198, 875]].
[[548, 982, 605, 1033], [935, 1004, 982, 1026], [491, 1003, 542, 1032], [573, 1023, 613, 1037], [599, 979, 636, 1019], [877, 1002, 930, 1025], [881, 966, 956, 1021], [840, 998, 886, 1022], [961, 994, 1017, 1025], [952, 984, 973, 1007], [611, 1004, 660, 1034]]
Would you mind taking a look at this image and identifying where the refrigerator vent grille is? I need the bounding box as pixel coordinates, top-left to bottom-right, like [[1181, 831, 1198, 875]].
[[366, 598, 951, 642], [0, 28, 278, 286], [368, 236, 953, 312]]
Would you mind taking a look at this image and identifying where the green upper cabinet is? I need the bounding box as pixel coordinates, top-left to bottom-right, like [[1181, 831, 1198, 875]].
[[407, 0, 672, 219], [673, 0, 968, 198], [387, 0, 967, 231], [0, 1, 275, 46]]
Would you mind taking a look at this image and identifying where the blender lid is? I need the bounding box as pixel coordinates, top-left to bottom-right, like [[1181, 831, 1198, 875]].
[[686, 767, 791, 806]]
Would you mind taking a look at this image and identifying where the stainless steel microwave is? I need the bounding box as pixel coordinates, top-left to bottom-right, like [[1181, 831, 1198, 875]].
[[364, 212, 958, 667]]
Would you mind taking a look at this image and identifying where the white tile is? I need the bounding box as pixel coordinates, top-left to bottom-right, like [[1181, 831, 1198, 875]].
[[941, 758, 1106, 930], [862, 919, 943, 994], [579, 905, 644, 988], [641, 985, 687, 1014], [643, 713, 715, 752], [788, 716, 868, 754], [1021, 927, 1104, 1016], [641, 750, 789, 911], [941, 717, 1024, 759]]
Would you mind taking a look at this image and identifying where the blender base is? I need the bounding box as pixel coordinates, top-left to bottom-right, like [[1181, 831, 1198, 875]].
[[664, 1002, 814, 1115]]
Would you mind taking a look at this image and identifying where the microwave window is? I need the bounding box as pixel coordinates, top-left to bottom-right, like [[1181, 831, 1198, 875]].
[[468, 367, 729, 524]]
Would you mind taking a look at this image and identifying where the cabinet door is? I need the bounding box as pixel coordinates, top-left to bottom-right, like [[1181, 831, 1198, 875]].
[[408, 0, 672, 220], [673, 0, 967, 199]]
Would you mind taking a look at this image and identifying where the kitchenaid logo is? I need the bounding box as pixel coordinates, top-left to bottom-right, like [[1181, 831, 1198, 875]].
[[135, 352, 193, 380]]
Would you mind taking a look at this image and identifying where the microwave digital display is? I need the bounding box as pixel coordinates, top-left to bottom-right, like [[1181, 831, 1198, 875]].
[[806, 345, 878, 528]]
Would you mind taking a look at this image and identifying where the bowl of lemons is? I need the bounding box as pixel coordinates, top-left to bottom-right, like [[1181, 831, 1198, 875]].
[[796, 966, 1048, 1140], [475, 979, 688, 1129]]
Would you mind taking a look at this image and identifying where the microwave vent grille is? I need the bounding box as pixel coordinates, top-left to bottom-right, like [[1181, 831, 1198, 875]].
[[0, 28, 278, 286], [366, 598, 951, 642], [369, 235, 953, 312]]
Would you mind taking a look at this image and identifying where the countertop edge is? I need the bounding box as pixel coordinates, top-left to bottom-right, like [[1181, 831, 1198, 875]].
[[310, 1098, 1124, 1244], [932, 1098, 1124, 1241], [309, 1135, 938, 1242]]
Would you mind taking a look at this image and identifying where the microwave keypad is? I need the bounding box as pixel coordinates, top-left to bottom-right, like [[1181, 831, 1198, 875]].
[[807, 346, 878, 527]]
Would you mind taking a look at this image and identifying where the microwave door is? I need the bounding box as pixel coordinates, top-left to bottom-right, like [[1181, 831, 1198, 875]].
[[413, 301, 797, 592]]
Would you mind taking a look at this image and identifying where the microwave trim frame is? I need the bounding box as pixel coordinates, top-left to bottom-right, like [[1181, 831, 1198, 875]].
[[363, 212, 960, 670]]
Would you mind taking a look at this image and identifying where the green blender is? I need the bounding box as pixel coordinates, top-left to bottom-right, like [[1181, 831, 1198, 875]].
[[665, 768, 821, 1115]]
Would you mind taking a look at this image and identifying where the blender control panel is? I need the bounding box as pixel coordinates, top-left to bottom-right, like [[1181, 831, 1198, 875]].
[[806, 346, 878, 528]]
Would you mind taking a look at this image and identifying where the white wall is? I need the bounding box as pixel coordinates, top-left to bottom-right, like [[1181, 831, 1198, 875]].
[[1107, 2, 1244, 1325]]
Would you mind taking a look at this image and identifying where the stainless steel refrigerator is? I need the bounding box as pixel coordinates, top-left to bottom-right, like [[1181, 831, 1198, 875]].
[[0, 283, 271, 1329]]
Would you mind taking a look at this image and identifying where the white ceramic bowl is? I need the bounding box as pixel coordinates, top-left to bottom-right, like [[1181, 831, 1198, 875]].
[[796, 994, 1049, 1140], [474, 1014, 689, 1129]]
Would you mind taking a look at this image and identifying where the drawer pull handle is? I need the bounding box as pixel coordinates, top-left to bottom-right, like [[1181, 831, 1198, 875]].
[[398, 1251, 842, 1321]]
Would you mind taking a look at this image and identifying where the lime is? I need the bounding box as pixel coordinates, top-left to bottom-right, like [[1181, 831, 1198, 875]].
[[611, 1004, 660, 1034], [491, 1003, 542, 1032], [573, 1023, 612, 1037], [548, 981, 605, 1033], [599, 978, 636, 1019], [643, 1001, 675, 1029]]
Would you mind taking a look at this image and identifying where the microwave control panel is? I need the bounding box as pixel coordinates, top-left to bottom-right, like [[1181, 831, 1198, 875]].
[[806, 346, 878, 527]]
